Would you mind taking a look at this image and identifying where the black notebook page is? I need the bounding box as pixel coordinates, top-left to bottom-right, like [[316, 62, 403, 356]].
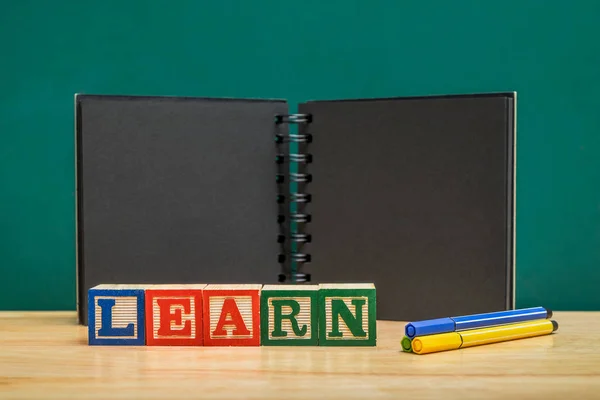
[[300, 94, 515, 321], [76, 95, 288, 324]]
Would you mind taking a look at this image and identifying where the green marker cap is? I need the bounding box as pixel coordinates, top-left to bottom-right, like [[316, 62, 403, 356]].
[[401, 336, 412, 352]]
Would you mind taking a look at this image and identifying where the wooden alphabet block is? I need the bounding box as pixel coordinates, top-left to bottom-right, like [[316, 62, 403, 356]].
[[88, 284, 146, 345], [260, 285, 319, 346], [144, 284, 206, 346], [202, 284, 262, 346], [318, 283, 377, 346]]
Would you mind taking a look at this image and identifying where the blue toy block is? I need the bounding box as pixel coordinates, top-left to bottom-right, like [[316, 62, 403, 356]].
[[88, 285, 146, 345]]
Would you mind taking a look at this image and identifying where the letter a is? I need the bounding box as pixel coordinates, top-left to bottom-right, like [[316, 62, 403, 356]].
[[212, 298, 251, 336]]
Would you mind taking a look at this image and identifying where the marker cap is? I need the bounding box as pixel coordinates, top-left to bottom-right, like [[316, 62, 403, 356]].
[[412, 332, 462, 355], [405, 317, 455, 338], [401, 336, 412, 352]]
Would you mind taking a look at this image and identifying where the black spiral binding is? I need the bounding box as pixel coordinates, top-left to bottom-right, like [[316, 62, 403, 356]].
[[275, 113, 313, 283]]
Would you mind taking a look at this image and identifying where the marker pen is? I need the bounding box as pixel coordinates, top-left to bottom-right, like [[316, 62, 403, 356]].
[[405, 306, 552, 338], [411, 319, 558, 355]]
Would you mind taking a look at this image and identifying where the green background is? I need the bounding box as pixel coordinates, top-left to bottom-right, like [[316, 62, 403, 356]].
[[1, 1, 599, 311]]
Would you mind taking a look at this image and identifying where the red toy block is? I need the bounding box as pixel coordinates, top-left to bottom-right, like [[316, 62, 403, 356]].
[[202, 284, 262, 346], [145, 284, 206, 346]]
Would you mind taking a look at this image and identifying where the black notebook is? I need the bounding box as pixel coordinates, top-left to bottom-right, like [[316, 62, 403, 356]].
[[75, 92, 516, 324]]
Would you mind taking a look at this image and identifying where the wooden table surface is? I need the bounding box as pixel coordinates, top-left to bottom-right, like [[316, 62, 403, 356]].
[[1, 311, 599, 399]]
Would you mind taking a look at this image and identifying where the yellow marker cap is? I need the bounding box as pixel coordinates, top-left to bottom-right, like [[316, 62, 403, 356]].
[[411, 332, 462, 355]]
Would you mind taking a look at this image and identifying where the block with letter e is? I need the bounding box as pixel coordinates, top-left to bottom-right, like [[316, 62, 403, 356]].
[[318, 283, 377, 346], [144, 284, 206, 346], [260, 285, 319, 346], [88, 284, 146, 345], [202, 284, 262, 346]]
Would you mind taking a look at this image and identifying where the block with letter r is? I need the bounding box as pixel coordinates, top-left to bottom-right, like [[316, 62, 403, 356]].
[[318, 283, 377, 346], [260, 285, 319, 346], [144, 284, 206, 346], [88, 284, 146, 345]]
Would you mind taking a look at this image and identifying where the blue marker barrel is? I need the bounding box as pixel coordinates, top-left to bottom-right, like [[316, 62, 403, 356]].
[[404, 307, 552, 338], [453, 306, 551, 331]]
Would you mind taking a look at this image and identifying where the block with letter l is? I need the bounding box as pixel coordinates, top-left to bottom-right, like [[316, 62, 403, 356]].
[[202, 284, 262, 346], [260, 285, 319, 346], [144, 284, 206, 346], [318, 283, 377, 346], [88, 284, 146, 345]]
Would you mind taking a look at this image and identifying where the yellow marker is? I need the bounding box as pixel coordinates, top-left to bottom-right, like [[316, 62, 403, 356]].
[[411, 319, 558, 355]]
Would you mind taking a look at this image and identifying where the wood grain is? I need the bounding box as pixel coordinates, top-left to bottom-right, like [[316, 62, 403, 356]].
[[1, 311, 599, 399]]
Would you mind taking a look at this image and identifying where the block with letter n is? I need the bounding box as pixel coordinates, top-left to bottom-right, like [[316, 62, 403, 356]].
[[202, 284, 262, 346], [260, 284, 319, 346], [144, 284, 206, 346], [318, 283, 376, 346], [88, 284, 146, 345]]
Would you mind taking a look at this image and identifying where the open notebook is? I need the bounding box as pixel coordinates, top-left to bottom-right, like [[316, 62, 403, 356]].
[[75, 92, 516, 324]]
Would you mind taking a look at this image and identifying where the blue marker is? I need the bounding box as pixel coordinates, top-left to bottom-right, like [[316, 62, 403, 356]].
[[404, 307, 552, 338]]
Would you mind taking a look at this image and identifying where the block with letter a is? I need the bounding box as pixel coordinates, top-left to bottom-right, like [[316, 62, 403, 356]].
[[318, 283, 377, 346], [144, 284, 206, 346], [88, 284, 146, 345], [260, 285, 319, 346], [202, 284, 262, 346]]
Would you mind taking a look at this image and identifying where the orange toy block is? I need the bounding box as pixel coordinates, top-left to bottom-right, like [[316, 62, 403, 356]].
[[145, 284, 206, 346], [202, 284, 262, 346]]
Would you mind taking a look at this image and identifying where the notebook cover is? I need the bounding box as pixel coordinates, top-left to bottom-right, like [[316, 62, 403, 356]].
[[299, 93, 516, 321], [76, 95, 288, 325]]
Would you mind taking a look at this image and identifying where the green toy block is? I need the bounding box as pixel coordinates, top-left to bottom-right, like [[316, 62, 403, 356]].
[[260, 285, 319, 346], [318, 283, 376, 346]]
